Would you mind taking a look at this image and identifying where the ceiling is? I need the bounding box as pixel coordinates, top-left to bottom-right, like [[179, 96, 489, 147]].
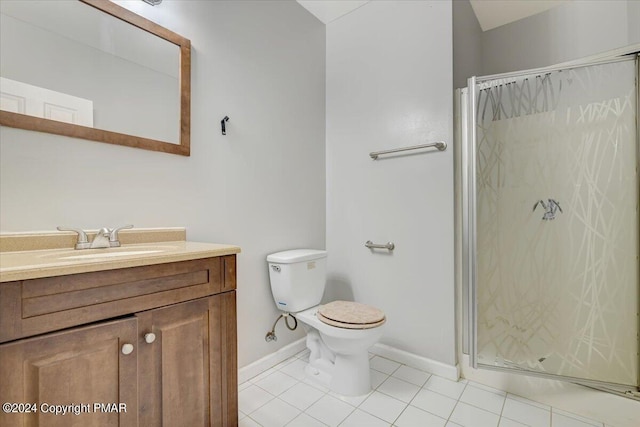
[[469, 0, 571, 31], [296, 0, 570, 30], [296, 1, 370, 24]]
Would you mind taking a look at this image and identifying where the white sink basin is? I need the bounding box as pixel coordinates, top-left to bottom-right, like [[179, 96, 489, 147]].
[[60, 249, 164, 260], [36, 245, 179, 261]]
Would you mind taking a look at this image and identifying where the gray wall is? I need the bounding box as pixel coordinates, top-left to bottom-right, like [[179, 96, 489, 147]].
[[453, 0, 640, 86], [452, 0, 482, 90], [0, 0, 326, 368], [482, 0, 640, 75], [630, 0, 640, 43], [326, 0, 456, 367]]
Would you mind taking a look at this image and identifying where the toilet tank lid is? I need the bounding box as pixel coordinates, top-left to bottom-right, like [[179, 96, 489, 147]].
[[266, 249, 327, 264]]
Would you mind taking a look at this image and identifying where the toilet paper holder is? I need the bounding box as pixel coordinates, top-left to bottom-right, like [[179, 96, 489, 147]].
[[365, 241, 395, 251]]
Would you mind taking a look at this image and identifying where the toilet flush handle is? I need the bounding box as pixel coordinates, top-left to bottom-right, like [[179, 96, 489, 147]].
[[271, 265, 281, 272]]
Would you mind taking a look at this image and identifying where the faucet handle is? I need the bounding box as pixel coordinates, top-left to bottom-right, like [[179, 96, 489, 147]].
[[57, 226, 91, 249], [109, 225, 133, 247]]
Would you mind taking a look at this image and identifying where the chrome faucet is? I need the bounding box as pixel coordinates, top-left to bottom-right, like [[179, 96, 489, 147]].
[[57, 225, 133, 250], [107, 225, 133, 247], [90, 228, 111, 249]]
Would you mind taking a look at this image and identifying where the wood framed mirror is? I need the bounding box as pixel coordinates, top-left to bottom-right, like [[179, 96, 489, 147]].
[[0, 0, 191, 156]]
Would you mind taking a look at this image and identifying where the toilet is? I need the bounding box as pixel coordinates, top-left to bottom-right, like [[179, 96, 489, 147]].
[[267, 249, 385, 396]]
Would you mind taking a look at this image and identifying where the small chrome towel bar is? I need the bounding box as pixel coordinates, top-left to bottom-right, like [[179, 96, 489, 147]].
[[365, 240, 395, 251], [369, 141, 447, 160]]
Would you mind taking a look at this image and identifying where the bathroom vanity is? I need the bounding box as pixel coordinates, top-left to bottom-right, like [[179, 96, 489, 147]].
[[0, 229, 240, 427]]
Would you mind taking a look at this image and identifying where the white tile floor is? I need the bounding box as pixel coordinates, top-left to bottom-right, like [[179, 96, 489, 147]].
[[239, 350, 609, 427]]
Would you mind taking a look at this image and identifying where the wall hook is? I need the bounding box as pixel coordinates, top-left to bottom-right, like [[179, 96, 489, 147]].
[[221, 116, 229, 135]]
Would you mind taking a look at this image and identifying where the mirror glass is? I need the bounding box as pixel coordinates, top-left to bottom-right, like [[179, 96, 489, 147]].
[[0, 0, 190, 155]]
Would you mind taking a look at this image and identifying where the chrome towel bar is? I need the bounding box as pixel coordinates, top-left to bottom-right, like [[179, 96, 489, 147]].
[[369, 141, 447, 160], [365, 240, 395, 251]]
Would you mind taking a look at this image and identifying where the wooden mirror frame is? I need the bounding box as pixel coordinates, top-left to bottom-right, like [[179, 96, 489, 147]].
[[0, 0, 191, 156]]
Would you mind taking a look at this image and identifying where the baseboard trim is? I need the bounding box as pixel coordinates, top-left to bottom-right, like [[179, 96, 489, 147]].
[[239, 340, 459, 384], [371, 343, 460, 381], [238, 338, 306, 384]]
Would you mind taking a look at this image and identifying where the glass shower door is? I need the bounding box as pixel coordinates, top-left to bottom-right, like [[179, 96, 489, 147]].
[[468, 56, 639, 388]]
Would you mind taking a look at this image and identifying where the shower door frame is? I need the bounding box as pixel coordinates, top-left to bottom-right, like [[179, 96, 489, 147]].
[[461, 52, 640, 395]]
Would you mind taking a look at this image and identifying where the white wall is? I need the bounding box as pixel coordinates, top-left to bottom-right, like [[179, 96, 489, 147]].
[[0, 0, 326, 368], [326, 1, 455, 366]]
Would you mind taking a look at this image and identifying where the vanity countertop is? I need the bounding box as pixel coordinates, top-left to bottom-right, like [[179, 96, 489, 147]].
[[0, 229, 240, 282]]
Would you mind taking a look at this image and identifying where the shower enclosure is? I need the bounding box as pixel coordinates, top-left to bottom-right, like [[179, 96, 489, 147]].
[[462, 54, 639, 396]]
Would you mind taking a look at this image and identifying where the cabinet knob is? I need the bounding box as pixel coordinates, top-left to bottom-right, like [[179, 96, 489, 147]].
[[144, 333, 156, 344], [121, 343, 134, 355]]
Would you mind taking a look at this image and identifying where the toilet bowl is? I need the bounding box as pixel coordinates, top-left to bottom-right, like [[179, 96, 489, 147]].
[[296, 305, 385, 395], [267, 249, 385, 396]]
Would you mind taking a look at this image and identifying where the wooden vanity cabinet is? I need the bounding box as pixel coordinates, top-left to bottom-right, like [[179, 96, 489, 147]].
[[0, 255, 238, 427], [0, 317, 138, 427], [137, 292, 237, 427]]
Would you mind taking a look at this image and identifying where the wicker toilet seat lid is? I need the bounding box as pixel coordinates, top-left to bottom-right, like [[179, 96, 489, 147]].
[[317, 301, 386, 329]]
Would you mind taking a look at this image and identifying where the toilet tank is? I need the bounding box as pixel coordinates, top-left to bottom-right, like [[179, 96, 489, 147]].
[[267, 249, 327, 313]]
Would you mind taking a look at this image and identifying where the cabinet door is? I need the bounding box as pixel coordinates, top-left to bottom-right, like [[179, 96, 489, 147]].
[[137, 292, 237, 427], [0, 317, 138, 427]]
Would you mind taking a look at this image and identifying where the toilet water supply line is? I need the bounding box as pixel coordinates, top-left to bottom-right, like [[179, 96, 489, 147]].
[[265, 313, 298, 342]]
